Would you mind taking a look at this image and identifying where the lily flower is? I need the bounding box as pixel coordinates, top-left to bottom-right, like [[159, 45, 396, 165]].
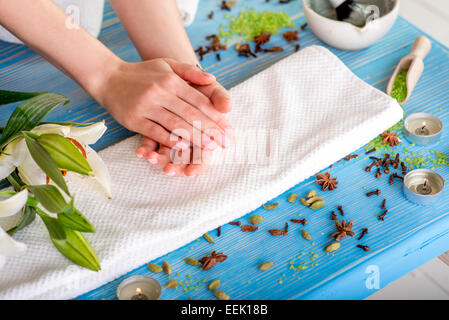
[[0, 122, 112, 198], [0, 190, 28, 269]]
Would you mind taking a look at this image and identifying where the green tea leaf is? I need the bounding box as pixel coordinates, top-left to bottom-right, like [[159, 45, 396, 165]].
[[51, 227, 101, 271], [37, 134, 93, 176], [0, 92, 69, 145], [27, 185, 66, 213], [23, 132, 69, 195], [0, 90, 45, 106], [7, 205, 36, 236], [58, 199, 95, 233], [36, 207, 66, 243]]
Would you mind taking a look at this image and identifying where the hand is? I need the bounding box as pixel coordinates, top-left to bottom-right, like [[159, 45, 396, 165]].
[[136, 81, 233, 177], [97, 58, 233, 151]]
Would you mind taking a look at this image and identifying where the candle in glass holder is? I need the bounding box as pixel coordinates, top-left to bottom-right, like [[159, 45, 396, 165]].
[[403, 169, 444, 205], [116, 276, 161, 300], [403, 113, 442, 145]]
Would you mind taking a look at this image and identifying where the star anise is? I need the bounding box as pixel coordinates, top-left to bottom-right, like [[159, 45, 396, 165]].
[[315, 172, 338, 191], [282, 30, 299, 42], [199, 251, 227, 271], [380, 131, 400, 146], [235, 43, 257, 58], [254, 31, 271, 45], [330, 219, 355, 241]]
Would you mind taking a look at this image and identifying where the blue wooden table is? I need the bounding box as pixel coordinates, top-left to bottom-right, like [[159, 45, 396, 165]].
[[1, 1, 449, 300]]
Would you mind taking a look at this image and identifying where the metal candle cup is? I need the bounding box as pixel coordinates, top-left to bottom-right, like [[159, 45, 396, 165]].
[[403, 169, 444, 205], [116, 276, 161, 300], [403, 113, 442, 146]]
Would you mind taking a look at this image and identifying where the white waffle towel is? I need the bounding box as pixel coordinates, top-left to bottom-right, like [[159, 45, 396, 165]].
[[0, 46, 403, 299]]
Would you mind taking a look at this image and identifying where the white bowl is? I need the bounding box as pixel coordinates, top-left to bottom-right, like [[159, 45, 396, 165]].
[[303, 0, 400, 51]]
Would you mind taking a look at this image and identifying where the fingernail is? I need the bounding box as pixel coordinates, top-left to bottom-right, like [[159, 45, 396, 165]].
[[136, 148, 145, 158], [175, 141, 189, 150], [166, 170, 176, 176], [207, 140, 218, 150], [148, 157, 158, 164]]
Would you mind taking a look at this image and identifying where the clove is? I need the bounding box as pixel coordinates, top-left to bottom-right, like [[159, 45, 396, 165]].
[[357, 244, 371, 252], [358, 228, 369, 240], [366, 189, 381, 197], [337, 205, 344, 216]]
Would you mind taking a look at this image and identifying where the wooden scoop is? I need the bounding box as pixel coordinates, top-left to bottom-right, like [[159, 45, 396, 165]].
[[387, 36, 432, 104]]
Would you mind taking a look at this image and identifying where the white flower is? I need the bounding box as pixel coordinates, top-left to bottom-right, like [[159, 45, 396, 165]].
[[0, 190, 28, 269], [0, 122, 112, 198]]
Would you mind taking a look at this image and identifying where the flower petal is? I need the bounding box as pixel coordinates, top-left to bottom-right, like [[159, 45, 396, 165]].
[[69, 122, 107, 145], [32, 124, 70, 136], [0, 139, 26, 181], [85, 145, 112, 198], [0, 226, 27, 256], [17, 149, 47, 186], [0, 189, 28, 218]]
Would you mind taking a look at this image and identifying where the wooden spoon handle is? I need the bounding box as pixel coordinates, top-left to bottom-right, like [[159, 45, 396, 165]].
[[411, 36, 432, 60]]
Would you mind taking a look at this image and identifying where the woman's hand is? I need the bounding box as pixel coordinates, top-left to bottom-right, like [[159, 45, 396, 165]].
[[96, 58, 233, 151], [136, 80, 233, 177]]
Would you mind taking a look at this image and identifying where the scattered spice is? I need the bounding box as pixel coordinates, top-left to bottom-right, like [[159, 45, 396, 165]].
[[381, 199, 386, 210], [330, 219, 355, 241], [287, 193, 297, 203], [358, 228, 369, 241], [220, 0, 231, 11], [378, 210, 388, 221], [195, 46, 209, 61], [381, 131, 401, 146], [263, 46, 284, 52], [236, 43, 257, 58], [365, 147, 376, 154], [268, 223, 288, 236], [217, 226, 221, 237], [216, 53, 221, 61], [294, 44, 300, 52], [365, 160, 380, 172], [162, 261, 172, 275], [214, 290, 230, 300], [279, 0, 292, 3], [283, 30, 299, 42], [254, 30, 271, 45], [337, 205, 344, 216], [375, 167, 382, 178], [208, 280, 221, 290], [357, 244, 371, 252], [344, 154, 358, 161], [184, 258, 199, 266], [259, 262, 275, 271], [242, 225, 258, 232], [300, 22, 308, 30], [315, 172, 338, 191], [164, 280, 178, 289], [249, 215, 264, 225], [199, 251, 227, 271], [331, 212, 337, 220], [208, 11, 214, 19], [263, 203, 279, 210], [203, 232, 215, 243], [366, 189, 381, 197], [290, 218, 307, 225], [229, 221, 241, 226], [301, 229, 312, 241], [147, 263, 162, 273], [325, 242, 341, 252]]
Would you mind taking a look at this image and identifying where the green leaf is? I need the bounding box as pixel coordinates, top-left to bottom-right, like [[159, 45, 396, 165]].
[[0, 92, 69, 145], [8, 205, 37, 236], [58, 200, 95, 233], [6, 171, 25, 191], [27, 185, 66, 213], [36, 207, 66, 244], [0, 90, 46, 106], [37, 134, 93, 176], [51, 227, 101, 271], [23, 132, 70, 195]]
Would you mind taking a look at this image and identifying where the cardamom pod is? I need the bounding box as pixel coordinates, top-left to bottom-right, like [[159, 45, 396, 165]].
[[263, 203, 279, 210], [208, 279, 221, 290], [162, 260, 172, 275], [307, 190, 317, 198], [249, 215, 264, 225], [325, 242, 341, 252], [147, 263, 162, 273], [287, 193, 297, 203], [259, 262, 274, 271], [300, 198, 309, 206], [214, 290, 230, 300], [306, 196, 322, 204], [309, 200, 326, 209], [184, 257, 199, 266], [164, 279, 178, 289], [301, 230, 312, 241], [203, 232, 214, 243]]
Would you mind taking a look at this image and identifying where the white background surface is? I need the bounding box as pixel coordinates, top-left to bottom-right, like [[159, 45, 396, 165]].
[[367, 0, 449, 300]]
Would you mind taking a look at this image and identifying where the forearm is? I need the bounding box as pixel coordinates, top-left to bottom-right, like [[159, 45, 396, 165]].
[[0, 0, 120, 102], [110, 0, 198, 65]]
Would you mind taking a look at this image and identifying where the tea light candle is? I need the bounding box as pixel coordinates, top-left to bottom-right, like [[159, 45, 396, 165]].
[[403, 113, 442, 146], [116, 276, 161, 300], [403, 169, 444, 205]]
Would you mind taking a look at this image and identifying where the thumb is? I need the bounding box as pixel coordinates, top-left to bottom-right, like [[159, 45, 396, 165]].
[[164, 58, 216, 85]]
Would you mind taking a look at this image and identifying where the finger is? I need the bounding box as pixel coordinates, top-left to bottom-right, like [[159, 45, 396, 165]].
[[159, 146, 188, 177], [136, 136, 158, 159], [163, 96, 225, 150], [147, 145, 172, 169], [194, 82, 232, 114], [185, 148, 214, 177], [138, 119, 190, 151], [164, 58, 216, 85]]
